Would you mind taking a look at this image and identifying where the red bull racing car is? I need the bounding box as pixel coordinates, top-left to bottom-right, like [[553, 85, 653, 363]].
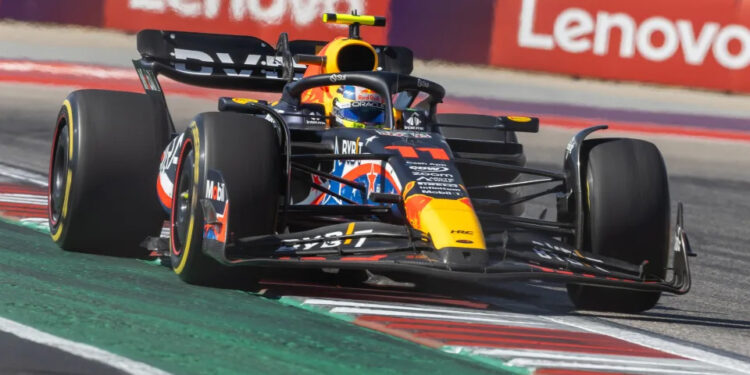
[[48, 13, 693, 312]]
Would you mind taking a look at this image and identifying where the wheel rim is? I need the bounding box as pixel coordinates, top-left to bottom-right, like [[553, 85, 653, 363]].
[[49, 125, 69, 226], [172, 150, 194, 256]]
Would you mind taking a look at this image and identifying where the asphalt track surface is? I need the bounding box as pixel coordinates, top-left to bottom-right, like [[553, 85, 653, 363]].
[[0, 22, 749, 374], [0, 329, 127, 375]]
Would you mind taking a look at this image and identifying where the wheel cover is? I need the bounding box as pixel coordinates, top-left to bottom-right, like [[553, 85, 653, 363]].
[[171, 150, 194, 256], [49, 126, 69, 227]]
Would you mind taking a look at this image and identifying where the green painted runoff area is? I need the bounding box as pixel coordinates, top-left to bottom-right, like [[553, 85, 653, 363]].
[[0, 220, 510, 374]]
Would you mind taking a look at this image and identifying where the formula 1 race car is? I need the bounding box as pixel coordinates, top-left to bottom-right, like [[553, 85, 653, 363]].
[[48, 13, 693, 313]]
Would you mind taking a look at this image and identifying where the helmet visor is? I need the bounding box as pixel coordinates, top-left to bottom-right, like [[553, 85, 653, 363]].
[[338, 101, 385, 125]]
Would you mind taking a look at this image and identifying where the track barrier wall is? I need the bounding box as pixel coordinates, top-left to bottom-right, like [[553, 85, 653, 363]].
[[1, 0, 749, 92]]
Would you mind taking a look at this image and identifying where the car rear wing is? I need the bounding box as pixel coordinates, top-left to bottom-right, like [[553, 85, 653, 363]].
[[134, 29, 414, 93], [133, 29, 413, 133]]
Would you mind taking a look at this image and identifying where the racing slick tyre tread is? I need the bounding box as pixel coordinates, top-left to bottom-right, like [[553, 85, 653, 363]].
[[170, 112, 280, 286], [48, 90, 169, 256], [567, 138, 670, 313]]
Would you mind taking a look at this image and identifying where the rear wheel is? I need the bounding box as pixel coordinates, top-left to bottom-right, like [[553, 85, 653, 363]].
[[48, 90, 169, 256], [170, 112, 281, 285], [567, 139, 670, 313]]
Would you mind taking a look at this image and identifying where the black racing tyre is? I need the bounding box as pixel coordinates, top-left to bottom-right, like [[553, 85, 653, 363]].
[[48, 90, 169, 256], [567, 138, 670, 313], [170, 112, 280, 285]]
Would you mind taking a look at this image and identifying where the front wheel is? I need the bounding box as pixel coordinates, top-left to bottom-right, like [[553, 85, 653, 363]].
[[170, 112, 281, 285], [567, 138, 670, 313]]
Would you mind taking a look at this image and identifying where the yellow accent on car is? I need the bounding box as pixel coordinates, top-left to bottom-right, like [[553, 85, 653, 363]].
[[322, 13, 383, 26], [344, 222, 355, 245], [507, 116, 532, 122], [418, 199, 486, 250], [402, 181, 416, 197], [232, 98, 258, 105]]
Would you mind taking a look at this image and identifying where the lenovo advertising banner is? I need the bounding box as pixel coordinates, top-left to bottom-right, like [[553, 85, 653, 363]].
[[102, 0, 389, 44], [490, 0, 750, 91]]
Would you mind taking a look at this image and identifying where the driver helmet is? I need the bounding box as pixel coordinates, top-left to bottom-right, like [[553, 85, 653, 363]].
[[332, 85, 386, 128]]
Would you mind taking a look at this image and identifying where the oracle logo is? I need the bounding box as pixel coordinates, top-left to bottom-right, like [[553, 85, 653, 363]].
[[128, 0, 364, 26], [518, 0, 750, 69]]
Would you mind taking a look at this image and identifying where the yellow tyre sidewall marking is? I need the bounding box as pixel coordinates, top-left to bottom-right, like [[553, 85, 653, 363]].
[[174, 124, 200, 275], [51, 100, 74, 242]]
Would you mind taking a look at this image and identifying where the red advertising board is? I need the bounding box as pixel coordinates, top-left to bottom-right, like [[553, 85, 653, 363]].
[[490, 0, 750, 92], [102, 0, 389, 45]]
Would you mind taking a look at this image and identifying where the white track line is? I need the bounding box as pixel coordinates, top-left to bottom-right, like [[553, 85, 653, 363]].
[[543, 315, 750, 375], [0, 164, 47, 186], [0, 193, 47, 205], [461, 348, 725, 374], [19, 218, 48, 224], [303, 298, 554, 327], [464, 348, 716, 368], [0, 316, 170, 375], [504, 359, 724, 375], [303, 298, 544, 319], [328, 307, 547, 326]]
